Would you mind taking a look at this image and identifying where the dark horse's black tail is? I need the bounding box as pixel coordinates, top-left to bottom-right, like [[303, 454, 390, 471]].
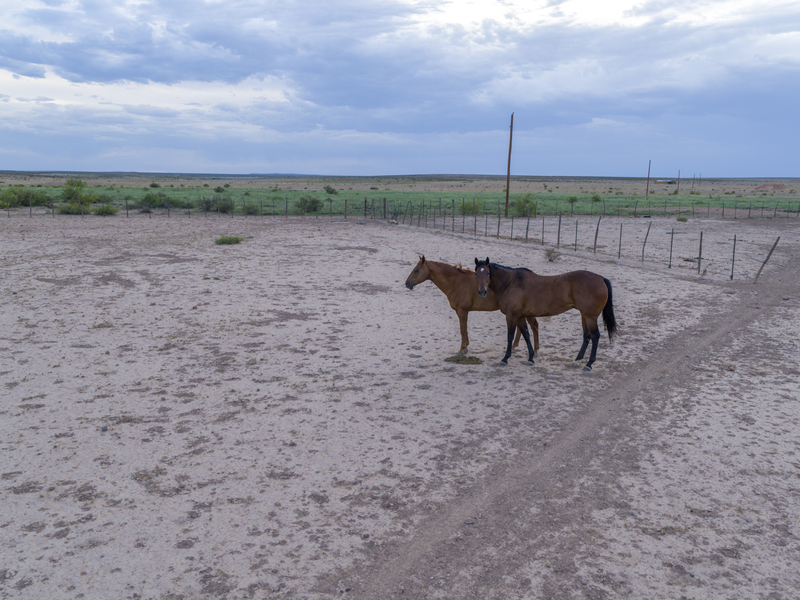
[[602, 277, 618, 340]]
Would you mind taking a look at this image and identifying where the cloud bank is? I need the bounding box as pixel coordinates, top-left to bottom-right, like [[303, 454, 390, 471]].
[[1, 0, 798, 175]]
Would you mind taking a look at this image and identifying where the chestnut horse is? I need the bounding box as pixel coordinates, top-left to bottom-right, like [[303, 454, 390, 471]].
[[474, 258, 617, 370], [405, 255, 539, 357]]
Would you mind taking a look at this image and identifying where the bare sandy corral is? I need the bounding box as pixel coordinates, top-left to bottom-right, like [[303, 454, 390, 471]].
[[1, 211, 799, 600]]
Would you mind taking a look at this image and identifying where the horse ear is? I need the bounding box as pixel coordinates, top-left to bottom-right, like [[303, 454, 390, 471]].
[[420, 255, 425, 263], [474, 257, 479, 266], [485, 257, 490, 265]]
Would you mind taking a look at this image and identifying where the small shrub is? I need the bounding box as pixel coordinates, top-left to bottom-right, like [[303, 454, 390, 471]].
[[214, 195, 235, 214], [149, 182, 160, 188], [297, 195, 323, 213], [677, 216, 688, 222], [94, 204, 118, 216], [567, 196, 578, 204], [591, 193, 602, 202], [323, 185, 338, 195], [242, 203, 259, 215], [459, 199, 484, 215], [545, 248, 561, 262], [59, 202, 87, 215], [511, 194, 534, 217], [214, 186, 225, 193], [215, 235, 243, 245]]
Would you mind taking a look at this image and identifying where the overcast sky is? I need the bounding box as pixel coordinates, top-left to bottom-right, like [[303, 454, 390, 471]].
[[1, 0, 798, 177]]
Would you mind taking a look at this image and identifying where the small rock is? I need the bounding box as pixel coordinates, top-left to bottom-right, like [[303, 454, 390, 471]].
[[101, 426, 108, 432]]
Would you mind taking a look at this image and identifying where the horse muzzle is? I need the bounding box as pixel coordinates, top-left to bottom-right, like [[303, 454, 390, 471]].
[[478, 288, 487, 298], [405, 281, 415, 290]]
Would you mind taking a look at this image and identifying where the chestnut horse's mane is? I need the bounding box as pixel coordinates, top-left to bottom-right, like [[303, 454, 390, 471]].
[[454, 262, 474, 274]]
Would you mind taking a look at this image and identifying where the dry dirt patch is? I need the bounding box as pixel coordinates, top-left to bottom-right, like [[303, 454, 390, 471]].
[[1, 214, 798, 600]]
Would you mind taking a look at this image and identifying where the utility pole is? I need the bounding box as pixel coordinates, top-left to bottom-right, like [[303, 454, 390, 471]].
[[505, 113, 514, 218]]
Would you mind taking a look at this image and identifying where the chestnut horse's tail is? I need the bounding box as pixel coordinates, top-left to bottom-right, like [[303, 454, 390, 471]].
[[602, 277, 618, 340]]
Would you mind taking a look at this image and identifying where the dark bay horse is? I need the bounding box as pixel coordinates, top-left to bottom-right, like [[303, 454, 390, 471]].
[[474, 258, 617, 370], [405, 255, 539, 357]]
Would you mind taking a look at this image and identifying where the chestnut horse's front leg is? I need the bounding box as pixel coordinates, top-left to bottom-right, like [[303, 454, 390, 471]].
[[456, 309, 469, 356]]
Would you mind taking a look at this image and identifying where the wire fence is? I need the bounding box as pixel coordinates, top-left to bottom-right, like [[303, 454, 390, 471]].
[[2, 198, 792, 282]]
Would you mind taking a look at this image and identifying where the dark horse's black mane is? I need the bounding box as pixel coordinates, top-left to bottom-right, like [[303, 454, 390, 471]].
[[489, 262, 530, 272]]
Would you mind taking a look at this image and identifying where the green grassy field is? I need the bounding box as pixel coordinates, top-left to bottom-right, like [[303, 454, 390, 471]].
[[1, 178, 798, 219]]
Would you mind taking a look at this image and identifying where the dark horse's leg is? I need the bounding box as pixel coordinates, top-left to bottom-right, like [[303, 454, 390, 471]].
[[502, 317, 534, 366], [572, 315, 600, 371]]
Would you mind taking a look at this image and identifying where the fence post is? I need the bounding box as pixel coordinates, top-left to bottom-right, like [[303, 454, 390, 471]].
[[496, 204, 501, 238], [593, 216, 601, 254], [345, 198, 348, 219], [511, 215, 514, 241], [474, 199, 477, 235], [697, 231, 703, 274], [641, 221, 652, 262], [541, 216, 545, 245], [669, 228, 674, 268], [730, 235, 737, 280], [525, 207, 530, 243], [125, 197, 129, 218], [557, 213, 562, 248], [574, 219, 578, 251], [753, 237, 780, 283], [618, 223, 622, 259]]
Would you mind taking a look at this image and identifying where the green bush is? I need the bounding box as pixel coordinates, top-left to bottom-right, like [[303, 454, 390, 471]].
[[215, 235, 243, 245], [94, 204, 119, 216], [0, 189, 18, 207], [297, 195, 323, 213], [242, 203, 260, 215], [149, 182, 160, 188], [214, 186, 225, 193], [511, 194, 534, 217], [59, 202, 87, 215], [323, 185, 338, 195], [215, 195, 235, 214], [591, 193, 602, 202], [458, 198, 484, 215]]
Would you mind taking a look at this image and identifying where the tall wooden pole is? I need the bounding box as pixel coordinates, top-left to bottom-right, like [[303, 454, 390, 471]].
[[505, 113, 514, 218], [645, 160, 651, 200]]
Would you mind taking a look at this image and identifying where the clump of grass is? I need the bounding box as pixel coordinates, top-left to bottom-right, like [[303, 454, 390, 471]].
[[545, 248, 561, 262], [215, 235, 243, 245], [677, 216, 688, 222], [445, 355, 483, 365]]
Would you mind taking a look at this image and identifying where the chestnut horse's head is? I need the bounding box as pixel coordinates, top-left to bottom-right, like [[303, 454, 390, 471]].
[[405, 255, 430, 290], [474, 257, 491, 297]]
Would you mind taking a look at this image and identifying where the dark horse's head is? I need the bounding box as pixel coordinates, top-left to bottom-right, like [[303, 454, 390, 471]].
[[474, 257, 491, 297], [405, 255, 430, 290]]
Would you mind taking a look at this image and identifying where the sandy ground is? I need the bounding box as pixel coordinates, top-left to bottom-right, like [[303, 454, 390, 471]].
[[1, 209, 799, 600]]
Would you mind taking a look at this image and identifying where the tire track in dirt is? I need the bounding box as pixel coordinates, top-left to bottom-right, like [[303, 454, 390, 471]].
[[334, 261, 799, 599]]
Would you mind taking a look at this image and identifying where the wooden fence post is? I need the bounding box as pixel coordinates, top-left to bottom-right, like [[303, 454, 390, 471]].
[[593, 216, 601, 254], [697, 232, 703, 274], [641, 221, 652, 262], [753, 237, 780, 283]]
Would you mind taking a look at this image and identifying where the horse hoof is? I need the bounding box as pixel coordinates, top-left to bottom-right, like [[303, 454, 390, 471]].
[[498, 361, 508, 366], [526, 360, 535, 366], [571, 360, 582, 368], [583, 365, 592, 372]]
